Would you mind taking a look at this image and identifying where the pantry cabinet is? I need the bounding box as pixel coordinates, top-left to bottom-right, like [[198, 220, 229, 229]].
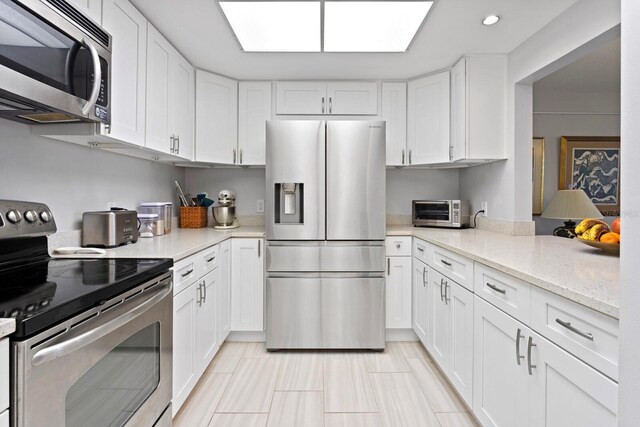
[[67, 0, 102, 23], [407, 71, 450, 165], [195, 71, 238, 164], [382, 82, 408, 166], [275, 81, 378, 115], [237, 82, 272, 165], [231, 238, 265, 331]]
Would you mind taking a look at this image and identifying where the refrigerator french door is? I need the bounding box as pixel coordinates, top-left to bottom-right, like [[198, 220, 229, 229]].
[[265, 120, 386, 350]]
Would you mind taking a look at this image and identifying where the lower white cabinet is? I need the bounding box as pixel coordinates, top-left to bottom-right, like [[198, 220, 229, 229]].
[[1, 338, 8, 415], [217, 239, 231, 344], [412, 258, 429, 345], [0, 409, 8, 427], [194, 270, 219, 375], [386, 256, 412, 329], [172, 281, 198, 414], [231, 238, 265, 331]]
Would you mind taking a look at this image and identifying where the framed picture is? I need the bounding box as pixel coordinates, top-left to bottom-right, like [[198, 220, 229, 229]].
[[559, 136, 621, 216], [532, 138, 545, 215]]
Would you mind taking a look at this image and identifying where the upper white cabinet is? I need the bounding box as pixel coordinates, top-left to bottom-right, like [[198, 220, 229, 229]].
[[195, 70, 238, 164], [231, 238, 265, 332], [67, 0, 102, 23], [102, 0, 147, 146], [382, 82, 407, 166], [238, 82, 272, 165], [450, 55, 507, 162], [407, 71, 450, 165], [275, 82, 378, 115], [145, 24, 194, 159]]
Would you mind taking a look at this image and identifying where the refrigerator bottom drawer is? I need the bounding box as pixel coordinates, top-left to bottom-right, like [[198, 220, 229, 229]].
[[266, 277, 385, 350]]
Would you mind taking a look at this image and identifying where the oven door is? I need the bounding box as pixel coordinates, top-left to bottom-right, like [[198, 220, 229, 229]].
[[413, 201, 453, 226], [12, 273, 172, 427]]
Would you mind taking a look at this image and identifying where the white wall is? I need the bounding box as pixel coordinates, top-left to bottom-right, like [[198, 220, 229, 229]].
[[0, 121, 185, 231], [618, 0, 640, 422], [184, 167, 459, 218]]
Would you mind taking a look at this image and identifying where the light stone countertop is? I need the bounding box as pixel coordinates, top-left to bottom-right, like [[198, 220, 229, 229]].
[[0, 318, 16, 339], [388, 225, 619, 319]]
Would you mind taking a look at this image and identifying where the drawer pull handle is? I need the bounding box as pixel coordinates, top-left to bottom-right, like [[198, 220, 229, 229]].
[[441, 259, 452, 267], [417, 246, 424, 252], [206, 256, 215, 262], [555, 319, 594, 341], [486, 282, 506, 294], [181, 269, 194, 278], [527, 336, 537, 375], [396, 243, 401, 249], [515, 328, 525, 365]]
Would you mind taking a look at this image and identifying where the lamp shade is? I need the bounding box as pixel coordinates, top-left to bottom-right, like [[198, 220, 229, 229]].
[[541, 190, 604, 220]]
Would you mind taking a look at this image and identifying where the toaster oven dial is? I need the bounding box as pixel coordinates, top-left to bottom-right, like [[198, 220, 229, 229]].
[[25, 210, 38, 223], [6, 209, 22, 224]]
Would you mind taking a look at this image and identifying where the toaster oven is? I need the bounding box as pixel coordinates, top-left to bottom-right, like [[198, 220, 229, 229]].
[[412, 200, 470, 228]]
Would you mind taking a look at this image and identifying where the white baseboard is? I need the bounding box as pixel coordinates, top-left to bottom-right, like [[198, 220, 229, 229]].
[[226, 331, 266, 342], [385, 328, 419, 341]]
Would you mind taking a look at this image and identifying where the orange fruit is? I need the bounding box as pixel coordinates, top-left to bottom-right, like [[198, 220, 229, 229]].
[[600, 232, 620, 244], [612, 218, 621, 234]]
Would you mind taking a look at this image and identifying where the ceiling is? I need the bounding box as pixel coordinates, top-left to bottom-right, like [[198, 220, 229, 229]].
[[130, 0, 579, 80]]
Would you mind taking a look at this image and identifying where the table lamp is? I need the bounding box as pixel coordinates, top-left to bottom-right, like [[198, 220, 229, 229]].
[[541, 190, 603, 238]]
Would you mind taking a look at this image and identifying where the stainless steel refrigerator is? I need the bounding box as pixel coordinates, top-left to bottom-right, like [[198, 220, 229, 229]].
[[265, 120, 386, 350]]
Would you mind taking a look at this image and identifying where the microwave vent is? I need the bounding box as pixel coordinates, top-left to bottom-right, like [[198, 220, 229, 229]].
[[44, 0, 111, 48], [18, 112, 81, 123]]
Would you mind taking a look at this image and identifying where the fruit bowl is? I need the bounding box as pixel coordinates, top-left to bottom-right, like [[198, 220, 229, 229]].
[[575, 237, 620, 255]]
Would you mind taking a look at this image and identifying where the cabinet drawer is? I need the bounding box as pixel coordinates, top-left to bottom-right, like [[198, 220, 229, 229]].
[[173, 255, 199, 296], [385, 237, 412, 256], [0, 338, 8, 413], [413, 238, 430, 264], [429, 245, 473, 291], [530, 286, 619, 381], [200, 245, 219, 274], [474, 263, 530, 323]]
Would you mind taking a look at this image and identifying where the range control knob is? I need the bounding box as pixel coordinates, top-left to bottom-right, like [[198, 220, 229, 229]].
[[40, 211, 52, 223], [25, 210, 38, 223], [6, 210, 22, 224]]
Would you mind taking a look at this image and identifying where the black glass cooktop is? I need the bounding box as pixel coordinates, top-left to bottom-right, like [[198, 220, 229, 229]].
[[0, 257, 173, 339]]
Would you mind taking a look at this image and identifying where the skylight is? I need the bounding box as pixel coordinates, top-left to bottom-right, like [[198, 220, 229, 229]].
[[218, 1, 433, 53]]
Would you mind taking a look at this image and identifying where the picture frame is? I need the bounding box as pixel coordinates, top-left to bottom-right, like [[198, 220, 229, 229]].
[[559, 136, 621, 216], [532, 137, 545, 215]]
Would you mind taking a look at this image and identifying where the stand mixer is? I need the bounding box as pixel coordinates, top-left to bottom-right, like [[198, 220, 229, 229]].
[[212, 189, 239, 229]]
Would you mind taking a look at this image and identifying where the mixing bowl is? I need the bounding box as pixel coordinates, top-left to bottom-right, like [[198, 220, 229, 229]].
[[212, 206, 236, 226]]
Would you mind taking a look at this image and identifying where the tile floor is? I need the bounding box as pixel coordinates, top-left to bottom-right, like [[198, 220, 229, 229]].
[[173, 341, 480, 427]]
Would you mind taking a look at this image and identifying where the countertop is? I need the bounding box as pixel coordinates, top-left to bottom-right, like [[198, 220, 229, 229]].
[[388, 225, 619, 319], [0, 318, 16, 339]]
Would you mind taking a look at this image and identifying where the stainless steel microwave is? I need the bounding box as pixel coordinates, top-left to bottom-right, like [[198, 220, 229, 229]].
[[412, 200, 470, 228], [0, 0, 111, 124]]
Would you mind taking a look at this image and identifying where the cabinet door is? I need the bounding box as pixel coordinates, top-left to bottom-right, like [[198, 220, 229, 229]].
[[145, 24, 172, 154], [407, 71, 450, 165], [0, 409, 7, 427], [473, 296, 530, 427], [529, 331, 618, 427], [275, 81, 326, 115], [0, 338, 7, 413], [195, 270, 219, 374], [326, 82, 378, 115], [386, 256, 412, 329], [217, 239, 231, 343], [101, 0, 146, 146], [195, 70, 238, 163], [231, 238, 264, 331], [450, 57, 466, 162], [67, 0, 102, 23], [238, 82, 271, 165], [171, 51, 195, 160], [427, 268, 449, 368], [413, 258, 429, 345], [448, 282, 474, 406], [172, 282, 197, 415], [382, 82, 407, 166]]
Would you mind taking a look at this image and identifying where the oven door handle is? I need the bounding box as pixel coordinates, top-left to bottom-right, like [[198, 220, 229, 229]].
[[32, 282, 171, 367], [81, 37, 102, 116]]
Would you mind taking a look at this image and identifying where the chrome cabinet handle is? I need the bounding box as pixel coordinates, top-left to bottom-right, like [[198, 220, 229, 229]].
[[449, 145, 453, 160], [441, 259, 452, 267], [409, 149, 412, 165], [486, 282, 506, 294], [527, 336, 537, 375], [444, 281, 450, 304], [239, 149, 243, 164], [203, 279, 207, 303], [555, 318, 594, 341], [81, 37, 102, 116], [170, 135, 175, 154], [206, 256, 215, 263], [515, 328, 525, 365], [329, 96, 332, 114], [387, 258, 390, 275], [180, 269, 193, 278], [197, 282, 203, 306], [176, 135, 180, 154], [440, 278, 445, 301], [233, 149, 237, 164], [422, 267, 427, 287], [258, 240, 261, 258], [321, 97, 325, 114], [402, 149, 405, 165], [417, 246, 424, 252]]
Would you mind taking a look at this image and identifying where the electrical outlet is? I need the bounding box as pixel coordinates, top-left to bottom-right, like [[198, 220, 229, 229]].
[[256, 199, 265, 213], [481, 201, 488, 217]]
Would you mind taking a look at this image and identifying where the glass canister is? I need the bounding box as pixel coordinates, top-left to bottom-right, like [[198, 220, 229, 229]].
[[138, 213, 158, 238], [164, 202, 172, 234], [139, 202, 172, 235]]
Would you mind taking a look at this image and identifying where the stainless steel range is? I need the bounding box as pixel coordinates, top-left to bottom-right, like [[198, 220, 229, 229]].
[[265, 120, 386, 350], [0, 200, 173, 427]]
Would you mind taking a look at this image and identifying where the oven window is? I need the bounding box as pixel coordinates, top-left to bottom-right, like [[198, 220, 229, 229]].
[[65, 323, 160, 427], [415, 202, 451, 221]]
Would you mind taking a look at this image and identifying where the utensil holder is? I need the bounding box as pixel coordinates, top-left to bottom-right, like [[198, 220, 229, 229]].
[[179, 207, 208, 228]]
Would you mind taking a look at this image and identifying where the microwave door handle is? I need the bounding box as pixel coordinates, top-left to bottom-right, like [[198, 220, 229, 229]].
[[81, 38, 102, 116], [31, 282, 171, 367]]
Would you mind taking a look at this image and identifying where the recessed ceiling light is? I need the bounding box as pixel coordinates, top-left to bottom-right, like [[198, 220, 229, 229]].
[[219, 1, 321, 52], [324, 1, 433, 52], [482, 15, 501, 26]]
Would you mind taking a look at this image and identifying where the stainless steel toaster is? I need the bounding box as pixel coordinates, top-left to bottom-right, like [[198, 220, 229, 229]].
[[82, 210, 139, 248]]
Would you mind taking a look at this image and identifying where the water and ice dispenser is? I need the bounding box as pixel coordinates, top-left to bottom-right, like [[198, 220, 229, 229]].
[[274, 183, 304, 224]]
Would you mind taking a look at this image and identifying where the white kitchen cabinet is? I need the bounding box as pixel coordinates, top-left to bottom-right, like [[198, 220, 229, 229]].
[[0, 338, 8, 414], [238, 82, 272, 165], [172, 280, 198, 415], [412, 258, 429, 345], [231, 238, 265, 331], [171, 53, 195, 160], [217, 239, 231, 343], [0, 409, 8, 427], [407, 71, 450, 165], [275, 81, 377, 115], [386, 256, 412, 329], [102, 0, 147, 147], [427, 267, 449, 367], [382, 82, 407, 166], [194, 270, 219, 375], [450, 55, 507, 162], [195, 70, 238, 164], [67, 0, 102, 23]]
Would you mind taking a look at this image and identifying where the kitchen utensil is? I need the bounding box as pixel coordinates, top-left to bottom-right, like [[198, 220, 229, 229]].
[[212, 206, 236, 226], [175, 181, 189, 207], [201, 198, 215, 207], [575, 237, 620, 255]]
